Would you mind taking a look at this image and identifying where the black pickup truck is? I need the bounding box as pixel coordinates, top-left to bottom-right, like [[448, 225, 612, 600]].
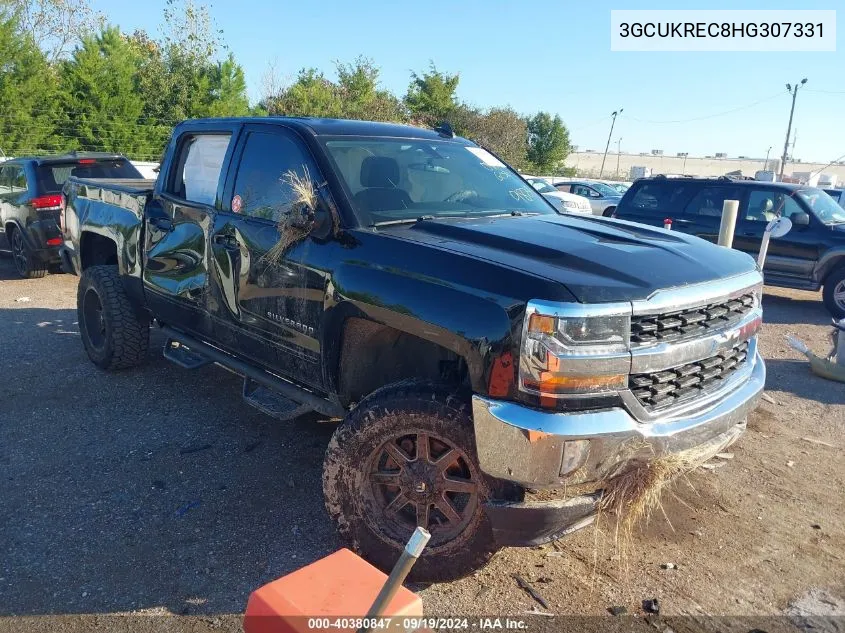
[[62, 117, 766, 581]]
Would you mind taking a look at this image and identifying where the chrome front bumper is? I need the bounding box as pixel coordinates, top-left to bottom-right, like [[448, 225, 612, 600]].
[[473, 351, 765, 488]]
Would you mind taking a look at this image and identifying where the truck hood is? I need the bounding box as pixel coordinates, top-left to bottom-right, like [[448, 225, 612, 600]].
[[378, 214, 759, 303]]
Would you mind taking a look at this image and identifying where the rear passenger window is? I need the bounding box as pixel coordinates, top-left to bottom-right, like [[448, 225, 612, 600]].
[[232, 131, 319, 222], [625, 182, 689, 216], [684, 186, 742, 218], [169, 134, 231, 206], [745, 190, 802, 223]]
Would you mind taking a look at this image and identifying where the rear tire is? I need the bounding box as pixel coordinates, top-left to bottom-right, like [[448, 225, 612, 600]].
[[323, 381, 501, 582], [823, 265, 845, 319], [77, 265, 149, 370], [10, 227, 48, 279]]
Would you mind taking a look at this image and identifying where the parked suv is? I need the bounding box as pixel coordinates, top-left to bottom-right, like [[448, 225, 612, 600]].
[[0, 153, 142, 278], [824, 188, 844, 207], [554, 180, 622, 216], [614, 177, 845, 316]]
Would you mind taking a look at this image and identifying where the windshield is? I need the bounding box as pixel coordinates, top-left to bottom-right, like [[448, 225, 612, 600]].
[[590, 182, 621, 197], [610, 183, 629, 193], [323, 139, 555, 225], [527, 179, 556, 194], [796, 188, 845, 224]]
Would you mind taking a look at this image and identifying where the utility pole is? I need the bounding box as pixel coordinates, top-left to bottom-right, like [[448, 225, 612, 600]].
[[764, 146, 772, 171], [615, 137, 622, 178], [599, 109, 622, 178], [779, 79, 807, 181]]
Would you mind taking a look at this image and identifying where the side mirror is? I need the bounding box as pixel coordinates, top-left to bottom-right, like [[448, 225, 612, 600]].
[[792, 212, 810, 227], [309, 193, 337, 242]]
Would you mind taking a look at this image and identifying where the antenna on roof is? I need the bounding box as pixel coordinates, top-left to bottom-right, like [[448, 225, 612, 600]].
[[433, 121, 455, 138]]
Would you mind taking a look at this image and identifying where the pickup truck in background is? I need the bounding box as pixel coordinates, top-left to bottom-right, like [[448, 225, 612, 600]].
[[0, 153, 141, 278], [61, 117, 766, 581]]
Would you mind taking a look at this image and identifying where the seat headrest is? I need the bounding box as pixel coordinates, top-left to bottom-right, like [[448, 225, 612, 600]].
[[360, 156, 400, 188]]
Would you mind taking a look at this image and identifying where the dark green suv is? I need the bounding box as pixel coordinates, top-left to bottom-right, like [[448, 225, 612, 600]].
[[0, 153, 141, 278], [614, 177, 845, 317]]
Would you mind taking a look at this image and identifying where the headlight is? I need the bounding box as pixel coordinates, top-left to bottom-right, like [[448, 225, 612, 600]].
[[520, 301, 631, 404], [561, 200, 578, 209]]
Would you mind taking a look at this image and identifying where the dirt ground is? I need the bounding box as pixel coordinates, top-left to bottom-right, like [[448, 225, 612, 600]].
[[0, 255, 843, 632]]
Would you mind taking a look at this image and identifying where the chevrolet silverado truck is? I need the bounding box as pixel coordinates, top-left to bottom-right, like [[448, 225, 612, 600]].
[[61, 117, 766, 582]]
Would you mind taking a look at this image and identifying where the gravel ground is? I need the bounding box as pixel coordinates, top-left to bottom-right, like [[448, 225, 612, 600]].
[[0, 255, 843, 632]]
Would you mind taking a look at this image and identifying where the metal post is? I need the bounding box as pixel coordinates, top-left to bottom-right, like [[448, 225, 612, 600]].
[[615, 137, 622, 178], [779, 79, 807, 181], [757, 230, 772, 269], [599, 109, 622, 178], [764, 146, 771, 171], [360, 528, 431, 633], [718, 200, 739, 247]]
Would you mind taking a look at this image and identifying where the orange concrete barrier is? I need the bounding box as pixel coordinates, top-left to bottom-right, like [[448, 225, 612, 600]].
[[244, 548, 423, 633]]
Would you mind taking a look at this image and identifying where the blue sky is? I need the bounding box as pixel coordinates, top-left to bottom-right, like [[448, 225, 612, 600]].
[[90, 0, 842, 162]]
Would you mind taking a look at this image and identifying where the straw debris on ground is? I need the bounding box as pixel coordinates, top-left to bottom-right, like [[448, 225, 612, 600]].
[[597, 440, 729, 554]]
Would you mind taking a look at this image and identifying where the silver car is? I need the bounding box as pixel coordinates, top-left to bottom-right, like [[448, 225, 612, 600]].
[[555, 181, 623, 216], [524, 177, 592, 215]]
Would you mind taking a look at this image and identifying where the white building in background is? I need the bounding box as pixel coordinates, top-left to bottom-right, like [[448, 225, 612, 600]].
[[565, 150, 845, 184]]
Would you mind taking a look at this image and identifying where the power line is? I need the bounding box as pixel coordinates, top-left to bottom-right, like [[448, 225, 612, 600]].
[[626, 92, 784, 125]]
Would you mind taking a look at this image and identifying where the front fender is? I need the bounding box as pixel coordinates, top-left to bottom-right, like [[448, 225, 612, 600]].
[[324, 261, 519, 394], [813, 247, 845, 283]]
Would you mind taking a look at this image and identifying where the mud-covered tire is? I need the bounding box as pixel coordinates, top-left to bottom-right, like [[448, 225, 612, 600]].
[[77, 265, 149, 370], [10, 227, 48, 279], [823, 265, 845, 319], [323, 381, 500, 582]]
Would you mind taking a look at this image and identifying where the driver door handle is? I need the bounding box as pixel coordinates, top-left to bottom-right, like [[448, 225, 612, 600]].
[[213, 233, 239, 249]]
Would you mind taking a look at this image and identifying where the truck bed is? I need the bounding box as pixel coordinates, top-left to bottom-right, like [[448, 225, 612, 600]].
[[66, 177, 156, 195]]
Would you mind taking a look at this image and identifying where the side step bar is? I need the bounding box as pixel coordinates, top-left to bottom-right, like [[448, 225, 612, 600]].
[[159, 325, 345, 419]]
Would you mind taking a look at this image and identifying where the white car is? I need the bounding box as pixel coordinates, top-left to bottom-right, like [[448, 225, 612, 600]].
[[524, 177, 592, 215]]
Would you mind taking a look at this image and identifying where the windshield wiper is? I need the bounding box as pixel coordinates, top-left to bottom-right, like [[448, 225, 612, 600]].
[[370, 215, 436, 227]]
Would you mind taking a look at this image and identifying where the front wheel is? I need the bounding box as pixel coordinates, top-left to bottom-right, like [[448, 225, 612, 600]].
[[602, 206, 616, 218], [323, 381, 500, 582], [77, 265, 149, 370], [823, 265, 845, 319]]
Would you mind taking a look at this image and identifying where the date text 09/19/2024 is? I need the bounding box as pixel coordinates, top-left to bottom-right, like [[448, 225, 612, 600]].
[[306, 617, 529, 630]]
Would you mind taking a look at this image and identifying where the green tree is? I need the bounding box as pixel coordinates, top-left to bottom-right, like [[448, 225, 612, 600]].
[[206, 54, 250, 117], [335, 56, 405, 122], [526, 112, 571, 173], [0, 8, 59, 154], [59, 26, 144, 154], [4, 0, 102, 61], [460, 106, 529, 170], [266, 68, 343, 118], [404, 63, 459, 125]]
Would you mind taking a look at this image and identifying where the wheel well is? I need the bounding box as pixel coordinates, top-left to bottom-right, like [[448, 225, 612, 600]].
[[337, 317, 468, 406], [5, 222, 19, 237], [80, 232, 118, 271]]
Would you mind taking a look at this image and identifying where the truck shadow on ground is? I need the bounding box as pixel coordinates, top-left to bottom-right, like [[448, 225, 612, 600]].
[[0, 305, 340, 617], [761, 290, 830, 326]]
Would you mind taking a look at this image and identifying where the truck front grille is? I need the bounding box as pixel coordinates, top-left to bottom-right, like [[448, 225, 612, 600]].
[[629, 341, 749, 411], [630, 293, 755, 345]]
